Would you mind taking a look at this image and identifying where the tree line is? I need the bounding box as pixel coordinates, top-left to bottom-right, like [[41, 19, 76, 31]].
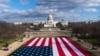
[[0, 21, 29, 40], [69, 21, 100, 46]]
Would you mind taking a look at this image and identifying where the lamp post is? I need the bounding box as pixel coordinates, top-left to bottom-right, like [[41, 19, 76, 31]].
[[27, 28, 30, 38]]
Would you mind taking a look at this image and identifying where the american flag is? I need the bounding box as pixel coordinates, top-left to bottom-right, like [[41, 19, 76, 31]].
[[11, 37, 90, 56]]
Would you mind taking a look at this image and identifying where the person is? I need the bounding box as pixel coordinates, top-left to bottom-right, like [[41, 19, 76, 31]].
[[23, 34, 25, 37], [91, 43, 97, 50], [3, 42, 9, 51], [19, 37, 23, 42]]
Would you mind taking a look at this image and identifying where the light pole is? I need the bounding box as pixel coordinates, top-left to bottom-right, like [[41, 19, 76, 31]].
[[27, 28, 30, 38]]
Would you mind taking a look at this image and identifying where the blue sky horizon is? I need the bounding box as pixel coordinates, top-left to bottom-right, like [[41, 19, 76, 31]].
[[0, 0, 100, 22]]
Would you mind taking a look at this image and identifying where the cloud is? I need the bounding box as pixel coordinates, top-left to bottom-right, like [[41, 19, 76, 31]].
[[0, 0, 10, 10], [0, 0, 100, 22], [37, 0, 77, 11], [69, 0, 100, 7], [83, 0, 100, 7], [0, 8, 86, 22], [0, 0, 10, 3], [84, 8, 98, 12], [36, 0, 100, 11], [20, 0, 29, 5], [0, 4, 9, 9]]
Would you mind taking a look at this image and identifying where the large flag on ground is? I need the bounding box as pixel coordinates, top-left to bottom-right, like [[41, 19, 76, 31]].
[[11, 37, 90, 56]]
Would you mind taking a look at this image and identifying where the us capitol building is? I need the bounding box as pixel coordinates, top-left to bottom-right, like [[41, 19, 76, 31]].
[[43, 13, 68, 28], [44, 13, 57, 27], [38, 13, 68, 31]]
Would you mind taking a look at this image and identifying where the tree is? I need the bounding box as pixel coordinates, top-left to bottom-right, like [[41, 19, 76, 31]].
[[0, 21, 28, 40], [56, 22, 66, 30]]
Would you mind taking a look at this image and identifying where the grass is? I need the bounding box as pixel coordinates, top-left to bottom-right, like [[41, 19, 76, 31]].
[[77, 37, 100, 56], [0, 36, 23, 47], [78, 36, 100, 47], [83, 39, 100, 47]]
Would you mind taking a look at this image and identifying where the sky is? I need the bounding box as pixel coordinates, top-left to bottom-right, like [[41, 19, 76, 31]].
[[0, 0, 100, 22]]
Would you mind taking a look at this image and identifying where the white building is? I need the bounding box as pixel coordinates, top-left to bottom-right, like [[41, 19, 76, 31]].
[[33, 22, 41, 25], [44, 13, 58, 27], [33, 13, 68, 27], [14, 22, 23, 25], [60, 19, 68, 26]]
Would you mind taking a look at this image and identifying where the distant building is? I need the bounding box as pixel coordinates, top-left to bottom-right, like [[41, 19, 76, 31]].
[[60, 19, 68, 26], [14, 22, 23, 25], [33, 22, 41, 25]]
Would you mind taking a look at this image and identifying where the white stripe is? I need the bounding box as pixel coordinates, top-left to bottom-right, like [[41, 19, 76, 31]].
[[36, 38, 44, 46], [63, 38, 85, 56], [28, 38, 38, 46], [52, 38, 59, 56], [44, 38, 49, 46], [57, 38, 72, 56]]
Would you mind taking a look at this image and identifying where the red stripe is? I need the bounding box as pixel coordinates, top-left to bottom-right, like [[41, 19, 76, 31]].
[[55, 38, 66, 56], [48, 38, 52, 46], [60, 38, 78, 56], [32, 38, 41, 46], [40, 38, 46, 46], [66, 37, 90, 56], [24, 38, 35, 46]]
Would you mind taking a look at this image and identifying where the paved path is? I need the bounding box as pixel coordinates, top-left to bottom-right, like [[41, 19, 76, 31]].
[[0, 33, 33, 56], [71, 37, 100, 56]]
